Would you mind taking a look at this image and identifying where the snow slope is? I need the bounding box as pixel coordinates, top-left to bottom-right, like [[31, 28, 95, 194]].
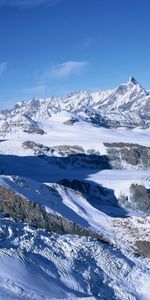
[[0, 113, 150, 157], [0, 214, 149, 300], [0, 80, 149, 299]]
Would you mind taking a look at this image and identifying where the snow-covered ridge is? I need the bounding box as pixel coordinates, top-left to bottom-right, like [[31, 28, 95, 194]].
[[0, 77, 150, 135]]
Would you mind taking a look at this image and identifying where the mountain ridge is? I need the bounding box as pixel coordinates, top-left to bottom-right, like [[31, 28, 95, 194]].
[[0, 77, 150, 135]]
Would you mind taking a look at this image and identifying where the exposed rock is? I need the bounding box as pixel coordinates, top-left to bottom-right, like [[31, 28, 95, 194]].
[[0, 184, 108, 243], [134, 241, 150, 258], [129, 184, 150, 213], [23, 128, 44, 135], [0, 114, 45, 135], [104, 142, 150, 169], [111, 216, 150, 257], [23, 141, 85, 156], [23, 141, 39, 150], [63, 118, 79, 125], [50, 145, 85, 156], [22, 141, 110, 169], [83, 109, 110, 128], [87, 149, 100, 155], [119, 183, 150, 214]]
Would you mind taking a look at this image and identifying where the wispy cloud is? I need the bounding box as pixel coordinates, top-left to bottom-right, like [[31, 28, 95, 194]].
[[82, 38, 94, 49], [0, 0, 62, 7], [42, 61, 88, 80], [0, 85, 47, 99], [0, 62, 7, 76], [19, 85, 46, 95]]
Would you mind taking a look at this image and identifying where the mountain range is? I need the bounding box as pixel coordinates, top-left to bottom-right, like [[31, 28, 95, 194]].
[[0, 77, 149, 299], [0, 77, 150, 136]]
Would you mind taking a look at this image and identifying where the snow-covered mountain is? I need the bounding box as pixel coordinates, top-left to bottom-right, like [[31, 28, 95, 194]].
[[0, 77, 150, 299], [0, 77, 150, 136]]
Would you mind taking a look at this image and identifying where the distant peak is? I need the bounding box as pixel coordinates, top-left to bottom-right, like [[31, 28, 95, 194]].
[[128, 76, 139, 85]]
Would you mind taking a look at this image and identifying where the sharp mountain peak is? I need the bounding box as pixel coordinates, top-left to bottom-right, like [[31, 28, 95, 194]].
[[127, 76, 140, 86]]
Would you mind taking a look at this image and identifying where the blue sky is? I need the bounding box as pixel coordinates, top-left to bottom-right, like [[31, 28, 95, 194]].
[[0, 0, 150, 108]]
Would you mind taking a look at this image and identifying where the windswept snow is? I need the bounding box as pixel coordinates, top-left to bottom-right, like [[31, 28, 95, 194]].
[[0, 214, 149, 300]]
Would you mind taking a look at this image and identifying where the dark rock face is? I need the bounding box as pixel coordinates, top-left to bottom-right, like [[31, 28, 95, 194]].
[[23, 141, 150, 169], [23, 141, 38, 150], [83, 109, 110, 128], [0, 185, 108, 242], [59, 179, 116, 206], [63, 118, 79, 125], [49, 145, 85, 156], [23, 127, 44, 135], [23, 141, 85, 155], [129, 184, 150, 213], [135, 241, 150, 258], [23, 141, 95, 156], [104, 142, 150, 169], [22, 141, 110, 170], [119, 183, 150, 214]]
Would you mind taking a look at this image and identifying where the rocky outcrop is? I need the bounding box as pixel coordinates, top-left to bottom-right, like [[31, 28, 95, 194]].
[[129, 184, 150, 213], [23, 141, 109, 169], [23, 141, 86, 156], [49, 145, 85, 156], [0, 114, 45, 135], [134, 241, 150, 258], [104, 142, 150, 169], [23, 141, 40, 150], [119, 183, 150, 214], [0, 184, 108, 242], [63, 118, 79, 125], [23, 141, 100, 156]]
